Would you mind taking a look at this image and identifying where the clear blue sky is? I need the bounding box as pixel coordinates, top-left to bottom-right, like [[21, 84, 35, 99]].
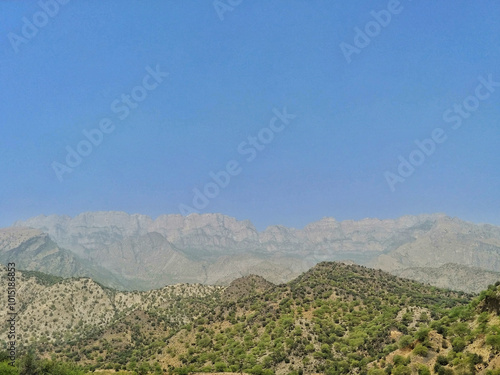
[[1, 0, 499, 230]]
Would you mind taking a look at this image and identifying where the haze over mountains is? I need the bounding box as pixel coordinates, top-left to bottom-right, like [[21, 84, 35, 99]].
[[1, 211, 499, 293]]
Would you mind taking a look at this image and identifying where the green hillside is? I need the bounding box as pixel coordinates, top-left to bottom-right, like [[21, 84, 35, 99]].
[[2, 262, 500, 374], [153, 263, 470, 374]]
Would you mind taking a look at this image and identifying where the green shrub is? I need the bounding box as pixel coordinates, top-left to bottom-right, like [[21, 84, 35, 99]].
[[392, 364, 411, 375], [415, 327, 430, 342], [398, 335, 413, 349], [412, 343, 428, 357], [0, 362, 18, 375], [417, 364, 431, 375], [436, 355, 448, 366], [367, 369, 385, 375], [451, 337, 466, 352], [486, 334, 500, 351]]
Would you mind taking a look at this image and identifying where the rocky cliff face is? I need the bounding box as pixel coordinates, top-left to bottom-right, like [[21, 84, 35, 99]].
[[370, 216, 500, 273], [14, 212, 447, 258], [391, 263, 500, 294], [14, 212, 153, 258], [9, 212, 500, 292]]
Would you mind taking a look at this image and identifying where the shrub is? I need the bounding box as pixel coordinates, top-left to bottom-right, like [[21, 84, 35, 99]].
[[436, 355, 448, 366], [415, 327, 430, 342], [393, 355, 409, 366], [486, 334, 500, 351], [412, 344, 428, 357], [367, 369, 385, 375], [452, 337, 466, 352], [417, 364, 431, 375], [214, 362, 227, 372], [0, 362, 18, 375], [392, 364, 411, 375], [398, 335, 413, 349]]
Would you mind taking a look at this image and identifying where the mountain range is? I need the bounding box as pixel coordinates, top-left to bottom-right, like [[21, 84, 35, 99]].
[[2, 211, 500, 292]]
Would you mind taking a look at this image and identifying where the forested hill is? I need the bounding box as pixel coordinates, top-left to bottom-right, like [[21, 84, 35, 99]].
[[3, 262, 500, 374]]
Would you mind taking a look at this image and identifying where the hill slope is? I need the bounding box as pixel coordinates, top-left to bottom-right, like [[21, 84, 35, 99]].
[[0, 265, 223, 353], [3, 262, 500, 374], [369, 283, 500, 374], [151, 262, 471, 374]]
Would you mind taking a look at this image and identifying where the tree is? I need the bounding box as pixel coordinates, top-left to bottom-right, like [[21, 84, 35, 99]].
[[137, 362, 151, 375], [415, 327, 430, 342], [20, 350, 39, 375], [154, 362, 163, 375], [250, 364, 263, 375], [418, 312, 429, 323], [486, 334, 500, 351], [436, 355, 448, 366]]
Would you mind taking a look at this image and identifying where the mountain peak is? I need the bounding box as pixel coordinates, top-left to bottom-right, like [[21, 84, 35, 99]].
[[223, 274, 274, 301]]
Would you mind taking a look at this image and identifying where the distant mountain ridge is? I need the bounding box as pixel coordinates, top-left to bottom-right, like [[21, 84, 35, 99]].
[[6, 211, 500, 292], [391, 263, 500, 294], [14, 211, 447, 258], [0, 227, 124, 289]]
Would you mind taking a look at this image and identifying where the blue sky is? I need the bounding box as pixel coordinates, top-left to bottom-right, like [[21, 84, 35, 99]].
[[1, 0, 499, 230]]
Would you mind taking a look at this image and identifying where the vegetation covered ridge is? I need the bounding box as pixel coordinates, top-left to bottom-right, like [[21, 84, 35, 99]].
[[2, 262, 500, 374]]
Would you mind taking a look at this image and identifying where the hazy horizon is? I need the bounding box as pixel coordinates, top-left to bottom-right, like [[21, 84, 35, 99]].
[[9, 210, 498, 233]]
